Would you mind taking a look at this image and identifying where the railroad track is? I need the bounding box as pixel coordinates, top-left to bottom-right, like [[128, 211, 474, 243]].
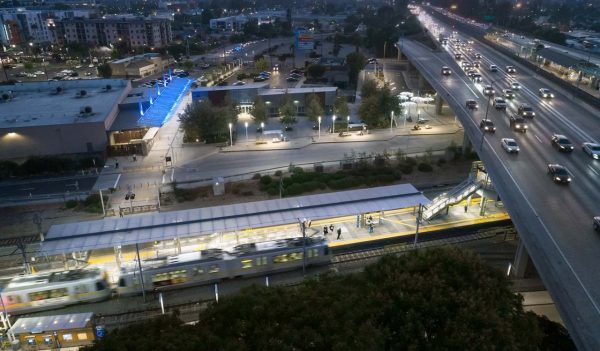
[[95, 225, 518, 329]]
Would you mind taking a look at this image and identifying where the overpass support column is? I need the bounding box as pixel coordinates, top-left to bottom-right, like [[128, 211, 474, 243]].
[[512, 240, 531, 278], [462, 133, 472, 154], [418, 74, 426, 90], [435, 95, 444, 115]]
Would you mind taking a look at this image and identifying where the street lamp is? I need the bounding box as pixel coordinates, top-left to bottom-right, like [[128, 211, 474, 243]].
[[318, 116, 321, 139], [260, 122, 264, 132], [391, 110, 395, 132], [346, 115, 350, 132], [480, 78, 501, 150], [332, 115, 336, 133], [228, 123, 233, 147], [244, 122, 248, 144]]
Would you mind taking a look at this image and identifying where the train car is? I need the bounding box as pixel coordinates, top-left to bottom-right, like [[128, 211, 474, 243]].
[[0, 268, 111, 315], [117, 237, 330, 295]]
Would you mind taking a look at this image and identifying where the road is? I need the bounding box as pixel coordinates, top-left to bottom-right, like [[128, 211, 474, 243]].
[[404, 9, 600, 350], [0, 175, 98, 199], [174, 133, 461, 182]]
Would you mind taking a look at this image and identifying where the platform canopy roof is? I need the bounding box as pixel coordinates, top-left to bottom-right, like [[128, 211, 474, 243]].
[[8, 312, 93, 334], [39, 184, 430, 255]]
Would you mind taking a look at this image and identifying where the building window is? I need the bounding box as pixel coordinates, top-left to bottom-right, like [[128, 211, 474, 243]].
[[62, 334, 73, 341], [77, 333, 88, 340]]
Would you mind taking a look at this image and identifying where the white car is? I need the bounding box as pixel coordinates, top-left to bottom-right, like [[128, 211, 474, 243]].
[[34, 70, 45, 75], [490, 64, 498, 72], [493, 97, 507, 109], [501, 138, 520, 153], [506, 65, 516, 73], [539, 88, 554, 99], [232, 81, 246, 86], [582, 142, 600, 160], [483, 86, 495, 96], [510, 81, 522, 90]]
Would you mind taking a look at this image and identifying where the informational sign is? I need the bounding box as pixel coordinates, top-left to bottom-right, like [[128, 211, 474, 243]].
[[295, 29, 315, 50], [95, 325, 106, 340]]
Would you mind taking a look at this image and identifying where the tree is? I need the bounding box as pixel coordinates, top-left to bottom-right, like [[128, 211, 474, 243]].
[[306, 64, 326, 80], [87, 247, 550, 350], [361, 79, 378, 99], [23, 62, 34, 71], [179, 99, 235, 143], [97, 63, 112, 78], [278, 92, 297, 127], [255, 58, 269, 72], [333, 96, 350, 118], [183, 60, 194, 71], [251, 95, 268, 124], [359, 95, 383, 127], [305, 93, 324, 122], [346, 51, 366, 87]]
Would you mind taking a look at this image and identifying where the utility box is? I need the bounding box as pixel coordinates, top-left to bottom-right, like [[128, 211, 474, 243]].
[[213, 177, 225, 196]]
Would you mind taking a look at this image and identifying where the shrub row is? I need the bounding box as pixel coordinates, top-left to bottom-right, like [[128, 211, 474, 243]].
[[0, 156, 104, 180]]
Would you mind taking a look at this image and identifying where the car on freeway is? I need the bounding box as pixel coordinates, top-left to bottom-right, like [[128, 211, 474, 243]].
[[466, 100, 479, 110], [474, 53, 482, 59], [594, 216, 600, 231], [483, 85, 495, 96], [467, 70, 477, 78], [455, 53, 462, 60], [510, 81, 522, 90], [518, 104, 535, 118], [232, 81, 246, 86], [539, 88, 554, 99], [551, 134, 574, 152], [473, 61, 481, 68], [472, 74, 483, 82], [501, 138, 519, 153], [493, 97, 507, 110], [479, 119, 496, 132], [490, 64, 498, 72], [547, 164, 572, 184], [506, 66, 516, 73], [441, 66, 452, 75], [502, 89, 515, 99], [509, 115, 528, 133], [582, 142, 600, 160]]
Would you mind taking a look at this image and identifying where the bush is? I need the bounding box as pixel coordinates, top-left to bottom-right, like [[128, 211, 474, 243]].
[[417, 163, 434, 172], [266, 186, 279, 196], [292, 167, 304, 174], [399, 163, 414, 174], [260, 175, 272, 185], [405, 157, 417, 166], [241, 190, 253, 196], [274, 170, 283, 177], [437, 158, 447, 167], [65, 200, 78, 209], [252, 173, 261, 180]]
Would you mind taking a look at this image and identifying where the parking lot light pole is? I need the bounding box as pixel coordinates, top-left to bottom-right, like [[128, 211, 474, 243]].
[[347, 115, 350, 132], [332, 115, 336, 133], [244, 122, 248, 144], [318, 116, 321, 139], [228, 123, 233, 147]]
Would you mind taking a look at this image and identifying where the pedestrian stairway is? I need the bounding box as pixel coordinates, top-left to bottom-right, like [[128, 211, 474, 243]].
[[420, 161, 492, 222]]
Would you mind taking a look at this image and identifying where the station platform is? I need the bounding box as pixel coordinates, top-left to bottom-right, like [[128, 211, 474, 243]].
[[86, 196, 510, 284]]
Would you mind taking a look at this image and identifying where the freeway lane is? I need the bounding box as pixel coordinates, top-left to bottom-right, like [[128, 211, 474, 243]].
[[401, 33, 600, 350]]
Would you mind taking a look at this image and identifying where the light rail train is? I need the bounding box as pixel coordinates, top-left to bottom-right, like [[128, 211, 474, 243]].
[[0, 237, 330, 314]]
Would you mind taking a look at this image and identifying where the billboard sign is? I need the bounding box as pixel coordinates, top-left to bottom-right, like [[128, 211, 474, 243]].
[[295, 29, 314, 50]]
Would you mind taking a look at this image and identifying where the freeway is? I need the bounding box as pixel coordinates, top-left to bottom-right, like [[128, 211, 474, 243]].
[[401, 10, 600, 350]]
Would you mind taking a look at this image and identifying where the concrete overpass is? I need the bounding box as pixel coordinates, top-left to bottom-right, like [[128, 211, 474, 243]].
[[396, 28, 600, 350]]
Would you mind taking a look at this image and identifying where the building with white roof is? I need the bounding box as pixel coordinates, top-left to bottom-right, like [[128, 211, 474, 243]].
[[0, 79, 131, 160]]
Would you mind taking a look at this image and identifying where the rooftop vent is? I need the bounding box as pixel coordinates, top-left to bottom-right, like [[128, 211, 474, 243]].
[[102, 84, 112, 92], [54, 86, 64, 95], [76, 90, 87, 98], [79, 106, 93, 116]]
